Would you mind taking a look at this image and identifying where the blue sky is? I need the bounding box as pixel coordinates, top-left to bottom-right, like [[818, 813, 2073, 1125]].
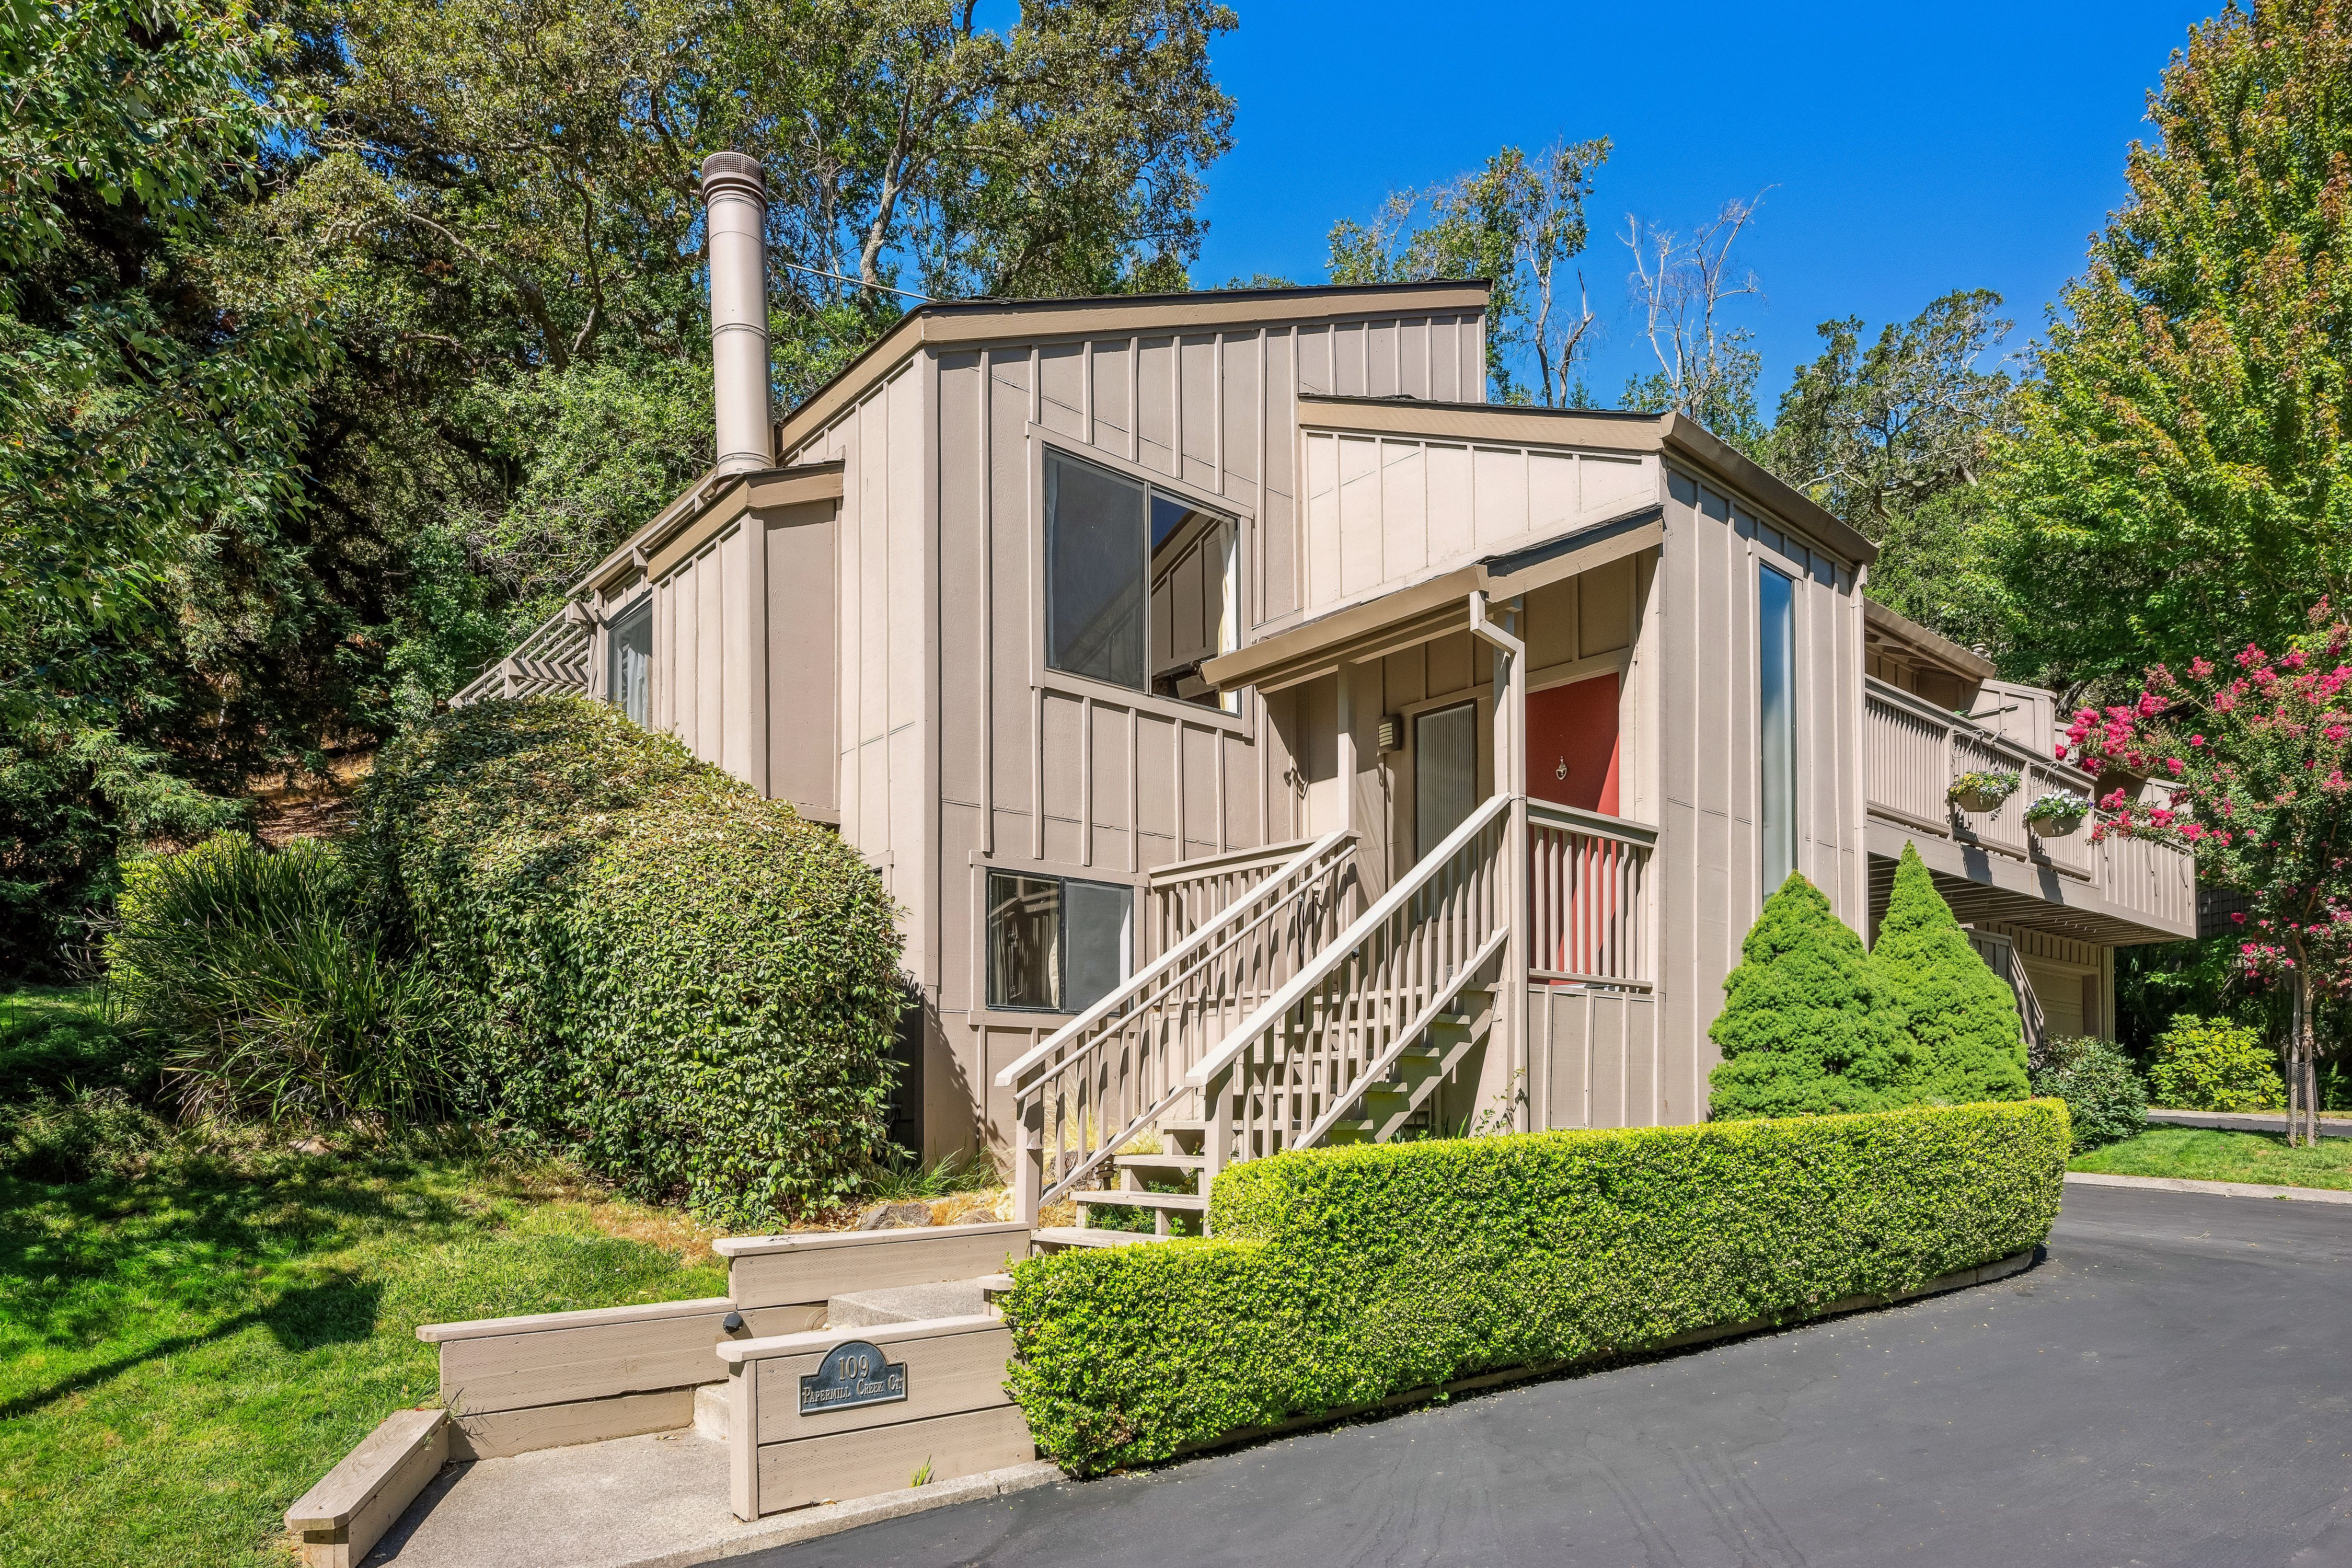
[[1185, 1, 2217, 409]]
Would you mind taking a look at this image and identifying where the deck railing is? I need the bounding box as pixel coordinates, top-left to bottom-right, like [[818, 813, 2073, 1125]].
[[1186, 792, 1512, 1165], [997, 829, 1359, 1224], [1864, 676, 2192, 931], [1526, 801, 1656, 987], [452, 604, 594, 707], [1145, 836, 1327, 962]]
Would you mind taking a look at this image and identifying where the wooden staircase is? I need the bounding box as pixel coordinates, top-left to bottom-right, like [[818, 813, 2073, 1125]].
[[1012, 797, 1515, 1255]]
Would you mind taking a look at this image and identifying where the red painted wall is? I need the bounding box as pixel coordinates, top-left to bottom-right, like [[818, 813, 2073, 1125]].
[[1526, 673, 1620, 814]]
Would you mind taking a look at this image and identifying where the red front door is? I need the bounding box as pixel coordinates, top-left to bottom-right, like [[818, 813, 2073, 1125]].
[[1526, 674, 1620, 814]]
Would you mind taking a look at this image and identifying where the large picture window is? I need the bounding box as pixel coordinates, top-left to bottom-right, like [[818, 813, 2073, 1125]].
[[607, 598, 651, 726], [985, 870, 1132, 1013], [1758, 564, 1797, 889], [1044, 449, 1236, 710]]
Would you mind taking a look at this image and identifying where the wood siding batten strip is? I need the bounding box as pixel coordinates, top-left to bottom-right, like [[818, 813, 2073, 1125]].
[[980, 348, 995, 855]]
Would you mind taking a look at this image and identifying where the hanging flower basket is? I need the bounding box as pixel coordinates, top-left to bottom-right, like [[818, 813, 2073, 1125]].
[[1948, 769, 2021, 814], [2022, 790, 2091, 837]]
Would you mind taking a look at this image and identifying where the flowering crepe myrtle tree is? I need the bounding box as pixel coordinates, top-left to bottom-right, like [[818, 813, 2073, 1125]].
[[2065, 605, 2352, 1145]]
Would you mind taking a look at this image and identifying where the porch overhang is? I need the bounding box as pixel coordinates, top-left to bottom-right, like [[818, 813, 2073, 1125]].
[[1866, 819, 2195, 946], [1204, 505, 1665, 695]]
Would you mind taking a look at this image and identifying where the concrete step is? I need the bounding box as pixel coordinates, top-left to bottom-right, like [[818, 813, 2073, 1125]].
[[1031, 1226, 1169, 1252], [824, 1277, 993, 1330], [692, 1379, 732, 1443]]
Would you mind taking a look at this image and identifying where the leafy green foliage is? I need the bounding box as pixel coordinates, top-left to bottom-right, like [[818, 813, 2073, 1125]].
[[1870, 845, 2029, 1104], [1004, 1102, 2068, 1474], [1706, 872, 1912, 1116], [358, 697, 906, 1225], [1761, 291, 2016, 541], [103, 835, 453, 1126], [2028, 1036, 2147, 1152], [1982, 0, 2352, 693], [2145, 1014, 2287, 1111], [1328, 137, 1611, 404]]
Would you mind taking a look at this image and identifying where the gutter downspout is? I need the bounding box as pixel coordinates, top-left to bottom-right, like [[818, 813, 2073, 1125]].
[[1468, 590, 1531, 1134]]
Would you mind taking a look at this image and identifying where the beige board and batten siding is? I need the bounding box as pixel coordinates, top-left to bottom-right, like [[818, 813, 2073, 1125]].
[[1295, 401, 1658, 618], [778, 294, 1490, 1161], [1649, 466, 1869, 1128]]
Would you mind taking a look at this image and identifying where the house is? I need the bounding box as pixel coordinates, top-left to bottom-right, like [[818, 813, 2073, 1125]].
[[462, 154, 2193, 1235]]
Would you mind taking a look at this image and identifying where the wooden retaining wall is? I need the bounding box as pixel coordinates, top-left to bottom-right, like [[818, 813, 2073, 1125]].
[[414, 1221, 1032, 1461], [719, 1314, 1034, 1518]]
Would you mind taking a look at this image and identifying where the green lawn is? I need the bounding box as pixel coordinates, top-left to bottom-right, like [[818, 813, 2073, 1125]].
[[2071, 1125, 2352, 1191], [0, 987, 729, 1568]]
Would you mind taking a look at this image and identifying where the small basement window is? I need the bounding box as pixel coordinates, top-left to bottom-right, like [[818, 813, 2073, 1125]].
[[608, 597, 652, 725], [1044, 448, 1237, 710], [985, 870, 1132, 1013]]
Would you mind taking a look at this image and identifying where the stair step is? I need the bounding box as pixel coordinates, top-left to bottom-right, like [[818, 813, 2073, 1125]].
[[1032, 1226, 1169, 1250], [1113, 1152, 1208, 1171], [1069, 1189, 1209, 1212]]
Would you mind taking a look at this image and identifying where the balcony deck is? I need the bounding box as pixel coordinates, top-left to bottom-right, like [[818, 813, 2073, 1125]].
[[1864, 677, 2195, 944]]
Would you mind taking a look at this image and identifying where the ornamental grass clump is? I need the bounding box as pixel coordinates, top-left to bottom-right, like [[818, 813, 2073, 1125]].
[[1706, 872, 1916, 1117], [105, 834, 453, 1126], [358, 696, 907, 1225]]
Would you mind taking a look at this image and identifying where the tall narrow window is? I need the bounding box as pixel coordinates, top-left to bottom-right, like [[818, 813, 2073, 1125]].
[[1045, 452, 1148, 691], [1415, 700, 1479, 858], [985, 871, 1132, 1012], [608, 598, 652, 726], [1045, 449, 1236, 709], [1758, 564, 1797, 888]]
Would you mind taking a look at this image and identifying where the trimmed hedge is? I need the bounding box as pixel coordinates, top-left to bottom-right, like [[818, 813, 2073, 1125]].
[[356, 697, 906, 1224], [1004, 1100, 2067, 1473]]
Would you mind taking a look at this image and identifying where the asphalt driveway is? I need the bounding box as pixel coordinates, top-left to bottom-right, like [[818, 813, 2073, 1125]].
[[759, 1183, 2352, 1568]]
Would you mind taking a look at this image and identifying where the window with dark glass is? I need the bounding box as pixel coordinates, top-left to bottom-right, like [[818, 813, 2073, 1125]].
[[985, 870, 1132, 1012], [608, 598, 652, 726], [1758, 564, 1797, 888], [1044, 449, 1235, 710]]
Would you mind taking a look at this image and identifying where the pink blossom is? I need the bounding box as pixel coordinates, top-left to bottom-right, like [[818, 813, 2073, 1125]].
[[2190, 734, 2206, 747], [2167, 757, 2186, 775], [2238, 644, 2269, 668], [2190, 656, 2215, 678], [2137, 691, 2164, 717]]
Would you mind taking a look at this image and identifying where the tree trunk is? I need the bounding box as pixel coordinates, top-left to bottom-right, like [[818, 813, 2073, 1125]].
[[2289, 971, 2312, 1148]]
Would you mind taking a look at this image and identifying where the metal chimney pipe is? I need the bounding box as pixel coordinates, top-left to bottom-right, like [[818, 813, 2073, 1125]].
[[700, 152, 773, 476]]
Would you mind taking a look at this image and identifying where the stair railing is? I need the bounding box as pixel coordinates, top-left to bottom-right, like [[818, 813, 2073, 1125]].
[[997, 828, 1359, 1225], [1185, 791, 1514, 1172]]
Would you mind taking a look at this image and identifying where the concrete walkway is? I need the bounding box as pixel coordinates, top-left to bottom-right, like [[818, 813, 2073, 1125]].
[[2146, 1106, 2352, 1138], [748, 1184, 2352, 1568], [360, 1428, 1057, 1568]]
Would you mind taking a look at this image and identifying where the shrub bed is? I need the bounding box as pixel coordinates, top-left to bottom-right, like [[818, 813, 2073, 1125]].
[[2145, 1015, 2286, 1111], [2029, 1035, 2147, 1151], [1004, 1100, 2067, 1473], [357, 697, 906, 1225]]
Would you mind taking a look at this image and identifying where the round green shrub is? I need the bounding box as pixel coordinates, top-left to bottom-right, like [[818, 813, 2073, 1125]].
[[105, 834, 452, 1126], [2028, 1035, 2147, 1151], [2145, 1014, 2285, 1111], [1869, 843, 2029, 1105], [1708, 872, 1917, 1117], [358, 696, 906, 1225]]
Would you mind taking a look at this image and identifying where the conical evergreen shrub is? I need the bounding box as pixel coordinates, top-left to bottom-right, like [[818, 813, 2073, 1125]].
[[1870, 843, 2029, 1104], [1707, 872, 1917, 1118]]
